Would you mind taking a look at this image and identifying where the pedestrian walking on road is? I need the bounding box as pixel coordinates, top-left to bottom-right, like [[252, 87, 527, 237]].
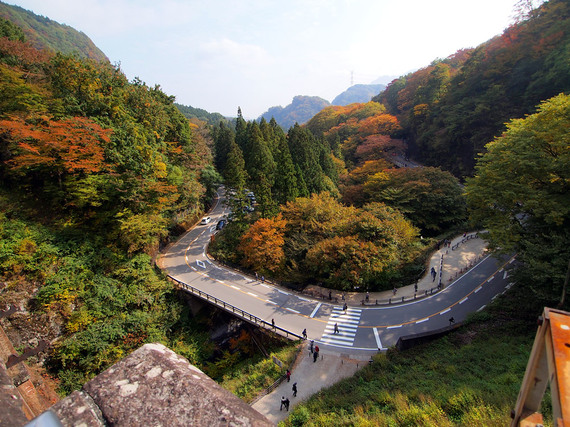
[[343, 302, 348, 311], [313, 345, 320, 362], [292, 382, 297, 397], [271, 318, 275, 330], [285, 398, 290, 411], [280, 396, 287, 411], [255, 271, 258, 280], [328, 290, 332, 300], [286, 369, 291, 382], [309, 340, 314, 354], [261, 275, 265, 283], [449, 317, 455, 325], [393, 287, 397, 295], [334, 323, 339, 334], [302, 328, 307, 339]]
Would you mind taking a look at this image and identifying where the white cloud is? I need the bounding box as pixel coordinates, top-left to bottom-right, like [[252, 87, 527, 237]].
[[194, 38, 271, 70]]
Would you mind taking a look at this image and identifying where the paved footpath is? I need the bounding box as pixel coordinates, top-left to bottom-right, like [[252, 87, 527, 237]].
[[252, 233, 488, 424], [252, 346, 370, 424]]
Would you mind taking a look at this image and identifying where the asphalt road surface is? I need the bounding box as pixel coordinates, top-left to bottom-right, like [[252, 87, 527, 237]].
[[160, 189, 515, 354]]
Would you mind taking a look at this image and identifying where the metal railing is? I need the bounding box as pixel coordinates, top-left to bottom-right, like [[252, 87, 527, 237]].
[[167, 275, 304, 341]]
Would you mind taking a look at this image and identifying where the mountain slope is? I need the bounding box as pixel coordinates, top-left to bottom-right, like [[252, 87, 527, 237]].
[[332, 83, 385, 106], [0, 1, 107, 61], [374, 0, 570, 177]]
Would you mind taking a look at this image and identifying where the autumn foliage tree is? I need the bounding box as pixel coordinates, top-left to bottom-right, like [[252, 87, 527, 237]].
[[271, 193, 422, 290], [3, 116, 111, 175], [238, 215, 287, 274]]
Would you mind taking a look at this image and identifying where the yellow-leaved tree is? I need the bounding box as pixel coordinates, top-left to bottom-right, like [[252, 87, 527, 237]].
[[238, 215, 287, 274]]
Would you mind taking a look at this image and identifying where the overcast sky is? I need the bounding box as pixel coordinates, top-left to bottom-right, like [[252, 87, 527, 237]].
[[7, 0, 520, 118]]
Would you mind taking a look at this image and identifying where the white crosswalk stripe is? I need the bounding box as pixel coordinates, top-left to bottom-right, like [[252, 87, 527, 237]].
[[320, 307, 362, 346]]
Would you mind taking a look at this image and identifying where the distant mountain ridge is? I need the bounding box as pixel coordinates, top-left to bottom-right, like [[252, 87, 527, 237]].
[[0, 1, 107, 61], [259, 95, 331, 130], [259, 83, 387, 129], [332, 83, 385, 106]]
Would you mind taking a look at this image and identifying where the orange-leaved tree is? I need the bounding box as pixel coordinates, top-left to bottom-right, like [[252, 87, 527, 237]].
[[238, 214, 287, 274], [2, 116, 112, 176]]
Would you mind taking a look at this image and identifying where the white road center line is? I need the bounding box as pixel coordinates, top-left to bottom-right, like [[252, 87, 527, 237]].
[[415, 318, 429, 324], [247, 292, 257, 297], [440, 308, 451, 315], [459, 297, 468, 304], [310, 303, 322, 318], [373, 327, 383, 349], [286, 307, 300, 314]]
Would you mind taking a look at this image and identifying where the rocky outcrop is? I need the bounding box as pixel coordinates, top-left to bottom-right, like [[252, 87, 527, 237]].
[[49, 343, 272, 426]]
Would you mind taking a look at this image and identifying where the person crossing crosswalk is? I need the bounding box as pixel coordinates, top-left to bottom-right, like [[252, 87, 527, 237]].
[[320, 306, 362, 346]]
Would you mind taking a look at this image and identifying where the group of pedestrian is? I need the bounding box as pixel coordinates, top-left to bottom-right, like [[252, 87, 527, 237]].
[[279, 370, 298, 412], [309, 339, 321, 360]]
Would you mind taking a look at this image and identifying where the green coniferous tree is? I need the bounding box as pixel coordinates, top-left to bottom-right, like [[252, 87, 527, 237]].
[[273, 135, 299, 205], [256, 173, 279, 218], [287, 124, 325, 194], [247, 122, 276, 186], [224, 141, 249, 218], [295, 164, 309, 198], [235, 107, 248, 152], [213, 121, 235, 172]]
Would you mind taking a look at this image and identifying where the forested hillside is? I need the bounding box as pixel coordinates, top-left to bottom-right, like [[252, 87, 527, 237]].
[[0, 1, 107, 61], [373, 0, 570, 176], [175, 102, 228, 127], [0, 19, 223, 393]]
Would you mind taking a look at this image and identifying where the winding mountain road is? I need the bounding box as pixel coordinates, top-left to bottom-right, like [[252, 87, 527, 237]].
[[159, 190, 515, 354]]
